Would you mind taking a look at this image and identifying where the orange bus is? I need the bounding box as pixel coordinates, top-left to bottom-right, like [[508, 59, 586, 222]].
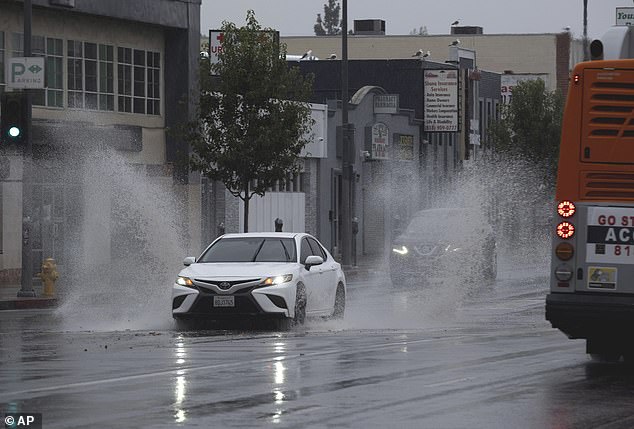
[[546, 42, 634, 361]]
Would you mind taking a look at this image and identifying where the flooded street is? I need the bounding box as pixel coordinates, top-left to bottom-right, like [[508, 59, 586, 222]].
[[3, 261, 634, 429]]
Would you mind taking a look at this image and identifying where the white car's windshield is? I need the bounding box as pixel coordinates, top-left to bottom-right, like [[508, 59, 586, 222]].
[[199, 237, 297, 263]]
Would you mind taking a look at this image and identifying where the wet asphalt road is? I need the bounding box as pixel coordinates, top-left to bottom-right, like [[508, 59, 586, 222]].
[[2, 265, 634, 428]]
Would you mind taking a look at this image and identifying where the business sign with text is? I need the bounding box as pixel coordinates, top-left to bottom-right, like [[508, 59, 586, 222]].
[[424, 69, 458, 132], [616, 8, 634, 26], [7, 57, 45, 89]]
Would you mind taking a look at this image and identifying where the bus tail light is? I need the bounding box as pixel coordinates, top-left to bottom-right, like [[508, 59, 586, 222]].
[[573, 74, 581, 85], [557, 201, 576, 218], [557, 222, 575, 239], [555, 242, 574, 260]]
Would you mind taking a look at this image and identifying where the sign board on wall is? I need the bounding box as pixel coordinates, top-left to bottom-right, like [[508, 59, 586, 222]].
[[374, 95, 399, 114], [395, 134, 414, 160], [208, 29, 279, 73], [500, 74, 548, 104], [300, 103, 328, 158], [371, 123, 389, 159], [616, 8, 634, 26], [208, 30, 224, 66], [424, 69, 459, 132], [7, 57, 45, 89]]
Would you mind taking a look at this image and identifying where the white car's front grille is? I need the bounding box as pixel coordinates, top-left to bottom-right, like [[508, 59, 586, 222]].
[[193, 278, 260, 293]]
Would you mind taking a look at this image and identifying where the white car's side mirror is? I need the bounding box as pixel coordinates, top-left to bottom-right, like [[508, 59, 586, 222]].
[[304, 255, 324, 270], [183, 256, 196, 266]]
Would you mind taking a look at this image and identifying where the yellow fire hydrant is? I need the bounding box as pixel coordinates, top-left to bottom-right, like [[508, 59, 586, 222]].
[[38, 258, 59, 297]]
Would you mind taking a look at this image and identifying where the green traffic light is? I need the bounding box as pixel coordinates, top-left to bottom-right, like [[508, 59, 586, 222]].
[[8, 126, 20, 138]]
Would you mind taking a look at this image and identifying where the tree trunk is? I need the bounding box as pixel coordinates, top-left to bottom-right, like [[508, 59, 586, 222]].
[[243, 181, 249, 233]]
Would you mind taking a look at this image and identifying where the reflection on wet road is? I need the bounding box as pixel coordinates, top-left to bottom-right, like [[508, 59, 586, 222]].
[[2, 264, 634, 428]]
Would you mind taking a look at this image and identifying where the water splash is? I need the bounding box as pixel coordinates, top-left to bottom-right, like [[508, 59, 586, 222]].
[[55, 149, 187, 331], [336, 153, 554, 331]]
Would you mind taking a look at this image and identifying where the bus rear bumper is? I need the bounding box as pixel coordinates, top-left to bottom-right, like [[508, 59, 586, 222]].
[[546, 292, 634, 339]]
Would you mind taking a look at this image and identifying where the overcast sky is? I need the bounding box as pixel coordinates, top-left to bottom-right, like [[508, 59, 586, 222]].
[[201, 0, 631, 40]]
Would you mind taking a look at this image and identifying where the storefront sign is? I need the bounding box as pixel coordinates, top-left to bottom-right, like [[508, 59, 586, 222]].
[[371, 123, 389, 159], [374, 95, 399, 114], [424, 69, 459, 132], [617, 8, 634, 26], [396, 134, 414, 160], [501, 74, 548, 104]]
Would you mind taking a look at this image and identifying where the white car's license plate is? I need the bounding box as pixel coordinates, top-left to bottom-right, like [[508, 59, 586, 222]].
[[213, 296, 235, 307]]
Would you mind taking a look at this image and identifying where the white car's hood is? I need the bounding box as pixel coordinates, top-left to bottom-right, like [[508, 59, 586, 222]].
[[179, 262, 296, 280]]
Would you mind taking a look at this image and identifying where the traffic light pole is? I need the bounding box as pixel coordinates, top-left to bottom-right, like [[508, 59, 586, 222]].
[[18, 0, 34, 297], [340, 0, 353, 268]]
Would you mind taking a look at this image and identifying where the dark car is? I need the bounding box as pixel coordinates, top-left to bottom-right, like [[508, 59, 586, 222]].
[[389, 208, 497, 286]]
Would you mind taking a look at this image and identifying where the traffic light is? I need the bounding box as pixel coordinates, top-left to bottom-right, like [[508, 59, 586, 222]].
[[1, 92, 27, 146]]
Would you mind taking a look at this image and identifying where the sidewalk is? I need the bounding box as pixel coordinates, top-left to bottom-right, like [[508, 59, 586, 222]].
[[0, 254, 385, 311], [343, 254, 388, 281], [0, 284, 57, 311]]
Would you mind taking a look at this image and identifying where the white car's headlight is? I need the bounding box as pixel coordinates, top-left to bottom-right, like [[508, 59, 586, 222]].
[[392, 245, 408, 255], [176, 276, 194, 288], [261, 274, 293, 286]]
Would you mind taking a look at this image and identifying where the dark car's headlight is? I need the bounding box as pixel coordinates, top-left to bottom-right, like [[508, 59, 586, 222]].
[[392, 245, 409, 255], [176, 276, 195, 288]]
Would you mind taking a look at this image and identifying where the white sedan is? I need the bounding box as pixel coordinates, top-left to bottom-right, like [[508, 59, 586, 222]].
[[172, 232, 346, 328]]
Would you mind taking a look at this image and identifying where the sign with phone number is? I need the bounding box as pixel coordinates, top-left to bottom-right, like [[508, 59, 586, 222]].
[[587, 206, 634, 263]]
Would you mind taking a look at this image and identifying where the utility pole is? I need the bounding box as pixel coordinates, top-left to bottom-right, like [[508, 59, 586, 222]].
[[583, 0, 589, 61], [340, 0, 353, 267], [18, 0, 35, 297]]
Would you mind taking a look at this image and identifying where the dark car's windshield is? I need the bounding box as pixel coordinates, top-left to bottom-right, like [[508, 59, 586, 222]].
[[404, 209, 489, 241], [198, 237, 297, 263]]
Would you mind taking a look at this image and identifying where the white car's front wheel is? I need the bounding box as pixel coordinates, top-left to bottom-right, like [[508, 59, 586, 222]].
[[293, 283, 307, 324]]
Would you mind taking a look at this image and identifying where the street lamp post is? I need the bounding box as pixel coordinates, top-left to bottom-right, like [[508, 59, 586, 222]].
[[583, 0, 589, 61], [340, 0, 353, 268], [18, 0, 35, 297]]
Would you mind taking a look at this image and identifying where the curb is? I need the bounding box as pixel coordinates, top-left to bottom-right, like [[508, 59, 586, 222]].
[[0, 298, 57, 311]]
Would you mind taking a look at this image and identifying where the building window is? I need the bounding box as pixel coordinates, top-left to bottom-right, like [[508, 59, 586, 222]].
[[84, 42, 98, 109], [118, 47, 160, 115], [117, 47, 132, 112], [146, 51, 160, 115], [0, 32, 5, 95], [99, 44, 114, 111], [68, 40, 114, 111], [46, 38, 63, 107], [133, 49, 145, 113], [67, 40, 83, 108]]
